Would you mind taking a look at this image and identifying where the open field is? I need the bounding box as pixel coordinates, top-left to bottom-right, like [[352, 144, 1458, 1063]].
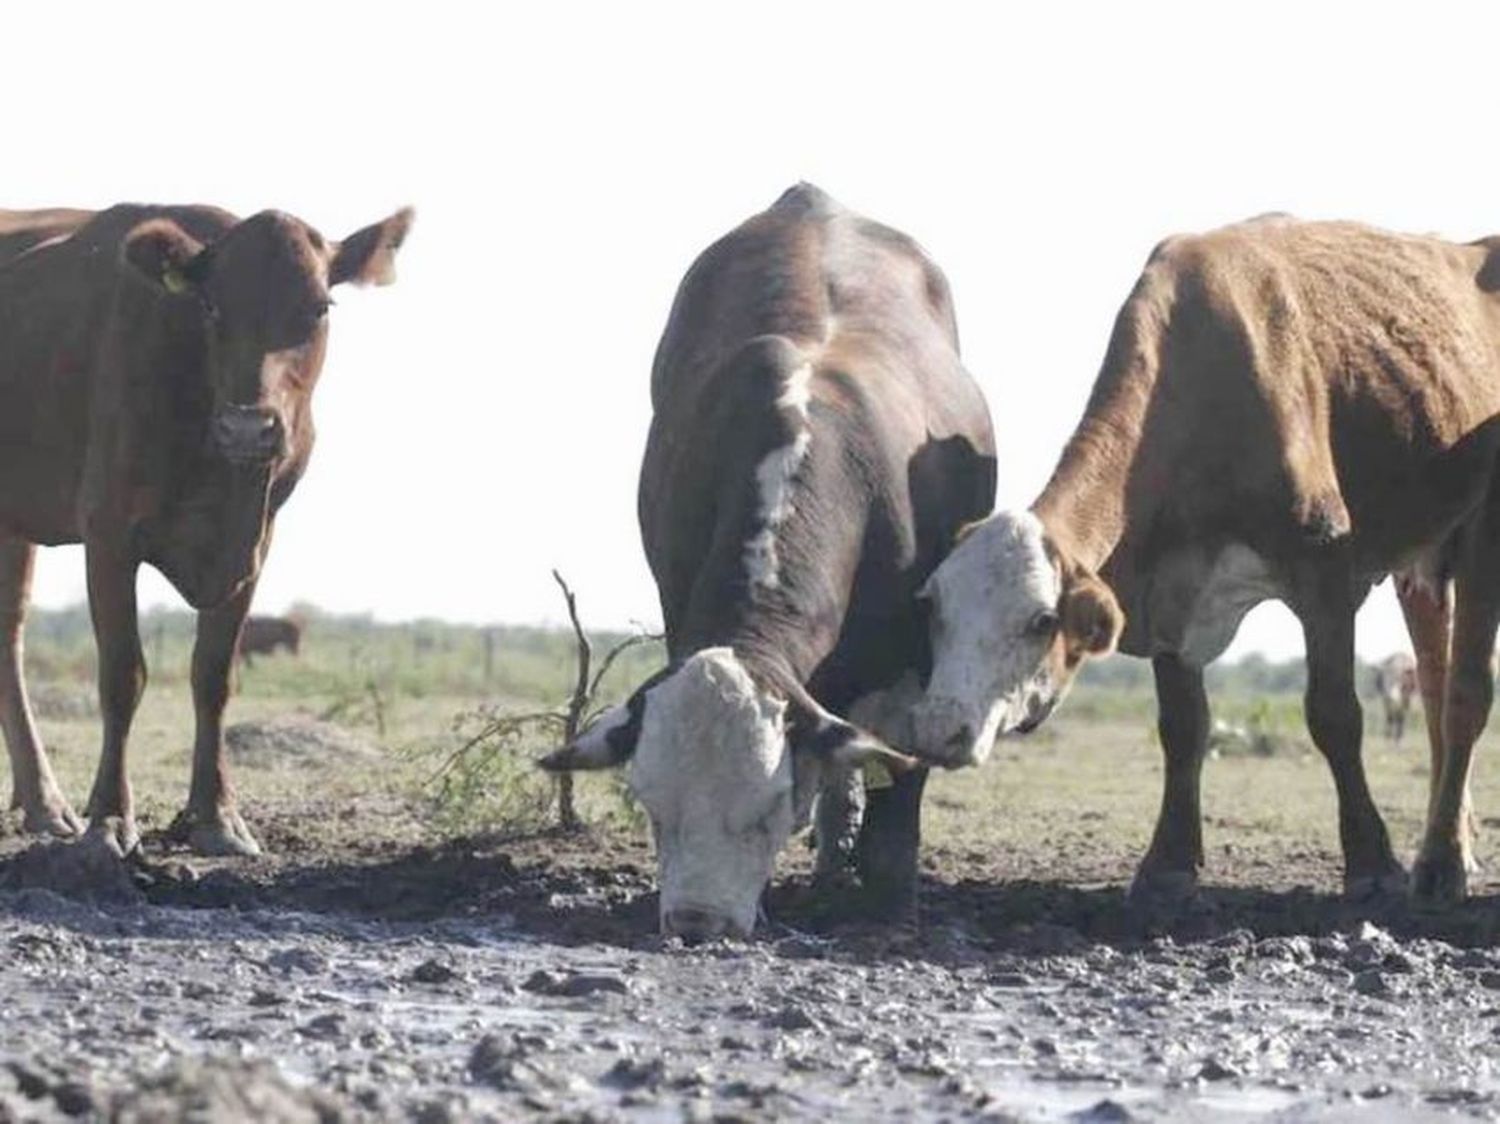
[[1, 609, 1499, 1119]]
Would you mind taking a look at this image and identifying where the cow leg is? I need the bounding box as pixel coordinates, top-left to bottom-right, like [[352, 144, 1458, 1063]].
[[0, 538, 82, 836], [1413, 523, 1500, 903], [812, 765, 864, 888], [172, 580, 262, 856], [1130, 653, 1208, 901], [855, 765, 929, 922], [82, 548, 145, 855], [1396, 578, 1476, 863], [1299, 598, 1404, 898]]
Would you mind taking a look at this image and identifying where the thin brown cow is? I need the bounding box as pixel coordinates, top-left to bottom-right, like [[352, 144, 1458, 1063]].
[[916, 216, 1500, 905], [0, 202, 411, 857], [237, 615, 303, 666]]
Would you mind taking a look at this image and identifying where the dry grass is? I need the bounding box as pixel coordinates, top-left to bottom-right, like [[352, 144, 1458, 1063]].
[[6, 609, 1491, 901]]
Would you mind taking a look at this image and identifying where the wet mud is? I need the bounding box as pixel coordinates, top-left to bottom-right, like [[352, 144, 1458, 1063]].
[[0, 801, 1499, 1121]]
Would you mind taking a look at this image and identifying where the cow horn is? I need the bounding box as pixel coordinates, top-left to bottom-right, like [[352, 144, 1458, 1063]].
[[779, 678, 923, 772]]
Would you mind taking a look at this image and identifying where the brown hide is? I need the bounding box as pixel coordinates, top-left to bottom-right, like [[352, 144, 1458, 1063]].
[[237, 615, 303, 662], [0, 201, 411, 854], [1032, 215, 1500, 902], [0, 203, 412, 606], [1035, 218, 1500, 651]]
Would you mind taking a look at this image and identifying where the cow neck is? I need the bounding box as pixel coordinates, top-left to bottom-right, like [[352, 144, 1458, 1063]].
[[673, 598, 838, 693], [672, 540, 857, 693], [1029, 278, 1173, 575], [1029, 420, 1133, 574]]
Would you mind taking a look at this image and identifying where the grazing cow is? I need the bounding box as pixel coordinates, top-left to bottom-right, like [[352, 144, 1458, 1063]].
[[543, 184, 995, 939], [1371, 652, 1418, 743], [0, 202, 412, 856], [915, 216, 1500, 904], [237, 615, 304, 666]]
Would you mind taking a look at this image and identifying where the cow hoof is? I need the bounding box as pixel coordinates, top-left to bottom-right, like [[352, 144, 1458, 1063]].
[[811, 864, 861, 896], [181, 807, 263, 858], [1127, 866, 1199, 908], [84, 815, 140, 859], [19, 794, 85, 839], [1343, 866, 1409, 902], [1411, 851, 1467, 907]]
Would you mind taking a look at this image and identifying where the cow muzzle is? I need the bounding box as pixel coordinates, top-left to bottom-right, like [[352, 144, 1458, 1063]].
[[213, 405, 286, 464], [1014, 692, 1059, 735], [910, 696, 985, 767], [662, 905, 747, 944]]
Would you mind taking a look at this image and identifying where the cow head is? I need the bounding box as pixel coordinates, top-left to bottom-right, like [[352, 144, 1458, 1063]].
[[123, 207, 413, 466], [540, 647, 913, 941], [912, 509, 1123, 765]]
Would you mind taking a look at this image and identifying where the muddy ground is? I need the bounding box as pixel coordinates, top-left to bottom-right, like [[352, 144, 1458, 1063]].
[[0, 788, 1498, 1123], [2, 700, 1500, 1121]]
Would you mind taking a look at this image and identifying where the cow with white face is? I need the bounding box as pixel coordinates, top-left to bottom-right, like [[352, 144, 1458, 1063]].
[[916, 215, 1500, 907], [547, 648, 912, 938], [542, 184, 996, 940], [914, 510, 1123, 766]]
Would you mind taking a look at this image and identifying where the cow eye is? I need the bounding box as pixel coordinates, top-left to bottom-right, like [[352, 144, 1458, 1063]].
[[1026, 609, 1060, 638], [289, 301, 331, 341]]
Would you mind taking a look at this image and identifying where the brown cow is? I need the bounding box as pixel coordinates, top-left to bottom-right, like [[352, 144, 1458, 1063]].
[[915, 216, 1500, 905], [0, 202, 412, 856], [1371, 652, 1419, 743], [236, 615, 303, 666]]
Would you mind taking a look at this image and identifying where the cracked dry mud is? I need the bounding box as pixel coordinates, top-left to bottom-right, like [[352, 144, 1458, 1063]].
[[1, 807, 1499, 1123]]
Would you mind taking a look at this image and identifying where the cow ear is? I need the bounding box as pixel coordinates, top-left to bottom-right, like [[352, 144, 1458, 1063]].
[[123, 219, 210, 295], [538, 699, 641, 772], [329, 207, 414, 288], [1061, 572, 1124, 658]]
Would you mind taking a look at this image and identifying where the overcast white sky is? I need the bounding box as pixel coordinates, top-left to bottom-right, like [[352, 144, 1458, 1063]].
[[6, 2, 1497, 660]]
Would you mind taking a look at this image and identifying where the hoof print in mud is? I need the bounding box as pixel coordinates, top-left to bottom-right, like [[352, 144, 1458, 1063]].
[[1, 836, 147, 905]]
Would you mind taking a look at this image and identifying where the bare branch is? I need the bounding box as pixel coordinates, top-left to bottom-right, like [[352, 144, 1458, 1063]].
[[551, 569, 591, 831], [552, 569, 593, 742], [426, 709, 564, 785], [587, 630, 662, 702]]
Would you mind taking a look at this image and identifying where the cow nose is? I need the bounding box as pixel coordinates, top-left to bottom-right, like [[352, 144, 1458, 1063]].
[[214, 406, 285, 463], [913, 698, 974, 764], [1016, 693, 1058, 734], [663, 906, 732, 945]]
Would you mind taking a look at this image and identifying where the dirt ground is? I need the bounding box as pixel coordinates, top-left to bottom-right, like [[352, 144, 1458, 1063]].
[[2, 702, 1500, 1121]]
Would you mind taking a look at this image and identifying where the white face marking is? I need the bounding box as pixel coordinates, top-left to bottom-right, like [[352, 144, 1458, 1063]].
[[627, 648, 797, 938], [743, 363, 813, 591], [913, 510, 1063, 765]]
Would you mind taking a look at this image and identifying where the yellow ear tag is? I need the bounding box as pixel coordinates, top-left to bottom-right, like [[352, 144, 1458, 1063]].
[[861, 758, 895, 791], [162, 269, 189, 295]]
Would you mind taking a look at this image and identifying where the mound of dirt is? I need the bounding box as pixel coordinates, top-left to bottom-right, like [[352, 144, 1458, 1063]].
[[0, 835, 144, 905], [225, 716, 378, 769], [111, 1058, 351, 1123]]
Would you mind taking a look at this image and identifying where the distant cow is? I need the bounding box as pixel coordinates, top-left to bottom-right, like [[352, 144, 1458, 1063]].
[[237, 616, 303, 666], [543, 184, 995, 939], [1372, 653, 1419, 744], [917, 216, 1500, 906], [0, 202, 412, 857]]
